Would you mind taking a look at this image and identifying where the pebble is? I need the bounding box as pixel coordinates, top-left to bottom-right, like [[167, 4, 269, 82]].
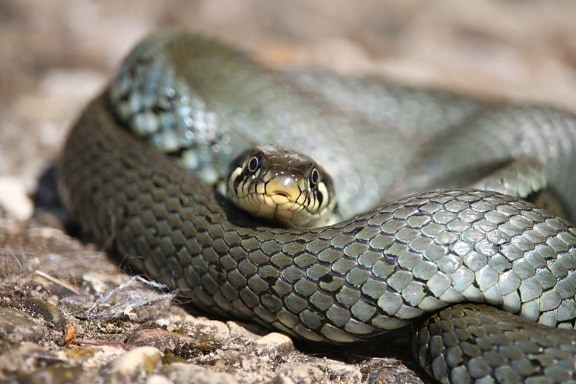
[[254, 332, 293, 348], [125, 328, 193, 350], [0, 307, 44, 344], [16, 365, 85, 384], [0, 343, 53, 375], [125, 327, 222, 358], [146, 374, 175, 384], [276, 361, 363, 383], [23, 297, 66, 330], [0, 177, 33, 221], [277, 363, 326, 383], [98, 346, 163, 384], [164, 363, 238, 384]]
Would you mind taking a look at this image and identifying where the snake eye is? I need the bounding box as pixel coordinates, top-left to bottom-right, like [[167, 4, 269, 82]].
[[247, 153, 263, 173], [309, 167, 320, 186]]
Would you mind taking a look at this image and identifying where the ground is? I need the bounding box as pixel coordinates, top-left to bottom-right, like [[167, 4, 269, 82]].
[[2, 1, 576, 383]]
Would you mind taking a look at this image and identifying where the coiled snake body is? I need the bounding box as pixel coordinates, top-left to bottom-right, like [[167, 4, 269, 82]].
[[59, 32, 576, 383]]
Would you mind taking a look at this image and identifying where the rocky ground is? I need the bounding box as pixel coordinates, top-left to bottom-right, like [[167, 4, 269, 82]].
[[2, 1, 576, 383]]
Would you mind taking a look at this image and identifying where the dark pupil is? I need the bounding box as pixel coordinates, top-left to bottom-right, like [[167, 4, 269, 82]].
[[310, 168, 319, 185], [248, 155, 261, 172]]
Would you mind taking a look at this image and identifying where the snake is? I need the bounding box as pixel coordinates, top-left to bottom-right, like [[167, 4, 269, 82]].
[[58, 31, 576, 383]]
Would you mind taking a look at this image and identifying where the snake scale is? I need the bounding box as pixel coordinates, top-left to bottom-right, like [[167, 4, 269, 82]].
[[58, 32, 576, 383]]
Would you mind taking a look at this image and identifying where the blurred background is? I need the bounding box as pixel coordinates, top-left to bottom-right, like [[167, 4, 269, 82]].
[[2, 0, 576, 207]]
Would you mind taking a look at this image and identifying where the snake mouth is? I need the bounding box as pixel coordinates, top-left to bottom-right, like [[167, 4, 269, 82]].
[[266, 176, 302, 205], [270, 192, 292, 205], [247, 176, 312, 227]]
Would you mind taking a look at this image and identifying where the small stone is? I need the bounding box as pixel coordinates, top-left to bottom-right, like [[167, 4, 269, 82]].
[[254, 332, 293, 348], [276, 363, 325, 383], [126, 328, 221, 359], [0, 307, 44, 344], [164, 363, 238, 384], [0, 343, 53, 374], [99, 346, 162, 383], [0, 177, 33, 221], [23, 297, 66, 330], [16, 365, 85, 384], [146, 374, 174, 384], [126, 328, 192, 350]]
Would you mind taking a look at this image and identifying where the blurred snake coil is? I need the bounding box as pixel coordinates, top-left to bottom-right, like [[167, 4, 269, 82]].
[[58, 31, 576, 383]]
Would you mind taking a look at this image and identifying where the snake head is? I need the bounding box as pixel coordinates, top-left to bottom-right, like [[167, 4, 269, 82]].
[[226, 144, 337, 228]]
